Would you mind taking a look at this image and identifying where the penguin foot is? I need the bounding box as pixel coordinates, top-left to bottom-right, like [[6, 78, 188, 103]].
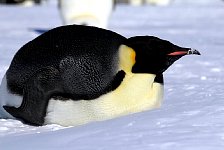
[[3, 106, 20, 118], [3, 106, 44, 126]]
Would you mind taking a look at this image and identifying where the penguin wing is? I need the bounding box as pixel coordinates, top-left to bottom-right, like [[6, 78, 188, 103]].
[[59, 55, 123, 100]]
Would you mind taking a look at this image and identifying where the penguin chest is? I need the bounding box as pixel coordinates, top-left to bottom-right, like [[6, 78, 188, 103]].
[[94, 73, 164, 116], [45, 73, 164, 126]]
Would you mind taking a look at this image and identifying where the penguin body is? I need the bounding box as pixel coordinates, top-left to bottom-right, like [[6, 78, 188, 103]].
[[45, 74, 163, 126], [0, 25, 200, 126]]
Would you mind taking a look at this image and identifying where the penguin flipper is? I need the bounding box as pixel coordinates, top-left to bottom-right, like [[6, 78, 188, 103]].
[[4, 67, 63, 126], [105, 70, 126, 92]]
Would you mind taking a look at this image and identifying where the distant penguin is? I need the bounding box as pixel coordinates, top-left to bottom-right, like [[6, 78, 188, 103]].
[[0, 25, 200, 126], [58, 0, 113, 28], [145, 0, 172, 6], [128, 0, 172, 6], [0, 0, 39, 6]]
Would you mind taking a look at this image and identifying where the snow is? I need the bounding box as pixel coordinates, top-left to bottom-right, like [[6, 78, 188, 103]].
[[1, 0, 224, 149]]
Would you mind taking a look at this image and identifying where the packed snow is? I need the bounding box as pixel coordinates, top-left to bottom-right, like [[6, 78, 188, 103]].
[[0, 0, 224, 149]]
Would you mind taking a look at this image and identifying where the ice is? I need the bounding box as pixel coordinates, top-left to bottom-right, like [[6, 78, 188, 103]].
[[1, 0, 224, 150]]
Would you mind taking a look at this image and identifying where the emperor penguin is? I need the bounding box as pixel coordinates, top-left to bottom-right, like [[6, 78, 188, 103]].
[[0, 25, 200, 126], [128, 0, 172, 6], [58, 0, 113, 28]]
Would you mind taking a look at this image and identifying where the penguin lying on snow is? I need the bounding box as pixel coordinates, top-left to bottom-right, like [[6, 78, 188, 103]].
[[0, 25, 200, 126]]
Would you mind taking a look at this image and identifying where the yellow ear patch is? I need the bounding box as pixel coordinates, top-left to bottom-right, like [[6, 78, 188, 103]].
[[118, 45, 136, 72]]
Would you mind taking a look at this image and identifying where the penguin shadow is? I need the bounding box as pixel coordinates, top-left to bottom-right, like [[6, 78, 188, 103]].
[[30, 28, 49, 34]]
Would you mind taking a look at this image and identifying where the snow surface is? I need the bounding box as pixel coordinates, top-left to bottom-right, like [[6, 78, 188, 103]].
[[0, 0, 224, 149]]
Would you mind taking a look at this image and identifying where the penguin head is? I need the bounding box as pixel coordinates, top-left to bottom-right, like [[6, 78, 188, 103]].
[[125, 36, 200, 74]]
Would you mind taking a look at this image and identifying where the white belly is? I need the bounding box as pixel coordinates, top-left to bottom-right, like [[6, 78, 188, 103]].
[[45, 73, 164, 126]]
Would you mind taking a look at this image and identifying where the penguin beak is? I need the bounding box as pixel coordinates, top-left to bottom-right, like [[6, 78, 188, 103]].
[[168, 48, 201, 56], [186, 48, 201, 55]]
